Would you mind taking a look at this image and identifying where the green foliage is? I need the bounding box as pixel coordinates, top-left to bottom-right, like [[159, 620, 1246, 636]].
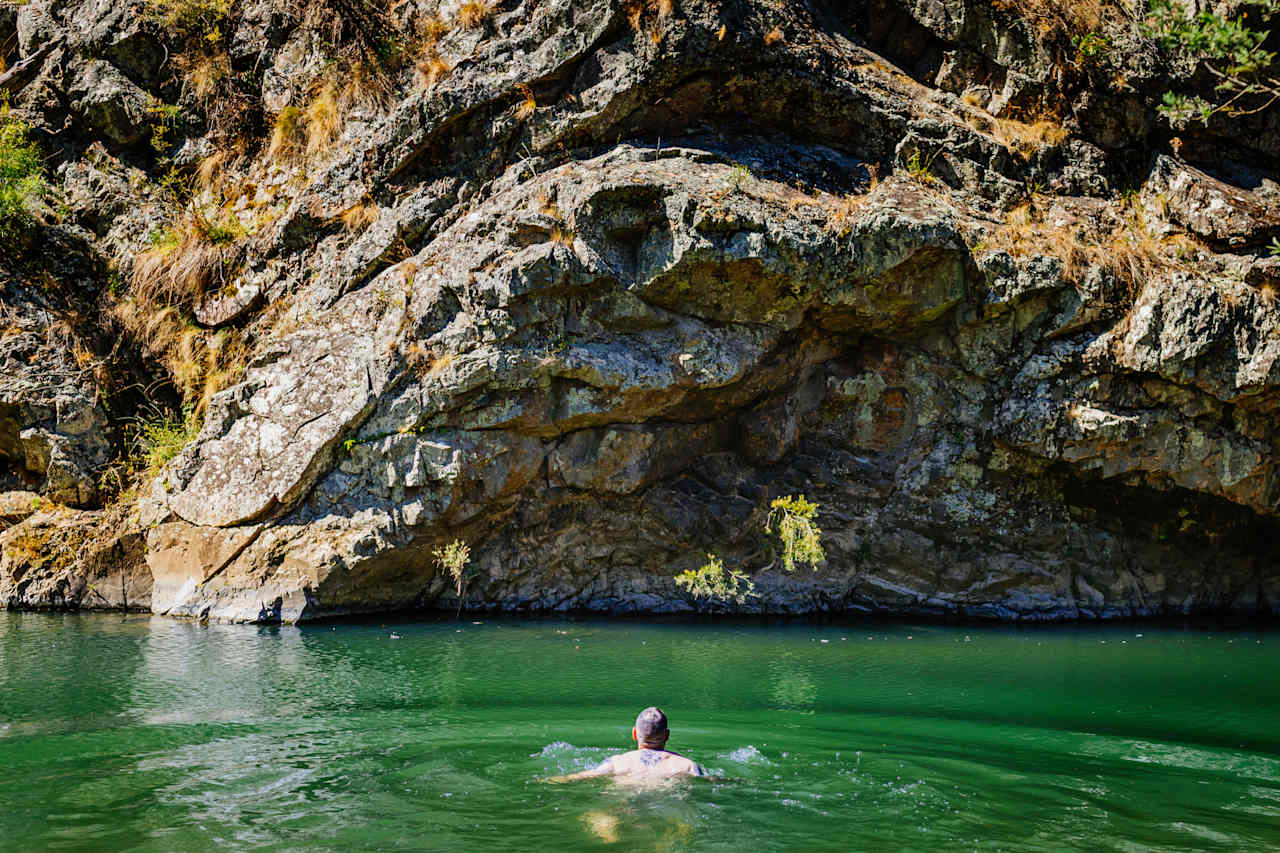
[[674, 554, 756, 603], [434, 539, 472, 616], [146, 98, 185, 154], [1269, 237, 1280, 258], [142, 0, 230, 40], [0, 105, 48, 243], [672, 495, 825, 604], [1146, 0, 1280, 127], [204, 217, 245, 245], [136, 407, 200, 477], [904, 149, 938, 181], [727, 163, 753, 191], [1072, 31, 1111, 61], [767, 494, 825, 573]]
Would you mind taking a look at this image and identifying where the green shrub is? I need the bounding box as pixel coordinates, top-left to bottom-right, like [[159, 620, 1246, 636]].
[[767, 494, 825, 573], [434, 539, 472, 616], [1146, 0, 1280, 127], [673, 495, 825, 605], [142, 0, 230, 39], [136, 407, 200, 477], [0, 106, 48, 244], [674, 553, 756, 603]]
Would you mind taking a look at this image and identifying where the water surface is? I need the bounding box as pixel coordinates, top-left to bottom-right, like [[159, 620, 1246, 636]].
[[1, 612, 1277, 851]]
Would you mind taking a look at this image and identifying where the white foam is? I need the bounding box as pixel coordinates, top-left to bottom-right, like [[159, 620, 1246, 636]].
[[725, 745, 770, 764], [531, 741, 601, 758]]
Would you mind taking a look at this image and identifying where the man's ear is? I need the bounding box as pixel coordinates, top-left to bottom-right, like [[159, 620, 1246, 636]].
[[632, 727, 638, 743]]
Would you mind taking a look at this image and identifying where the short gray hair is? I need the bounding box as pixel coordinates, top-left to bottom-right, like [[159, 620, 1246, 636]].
[[635, 706, 668, 743]]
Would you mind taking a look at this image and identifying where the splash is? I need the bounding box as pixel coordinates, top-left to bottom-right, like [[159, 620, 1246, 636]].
[[531, 741, 602, 758], [725, 745, 770, 764]]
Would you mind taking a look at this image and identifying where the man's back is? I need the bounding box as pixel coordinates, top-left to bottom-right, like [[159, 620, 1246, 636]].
[[543, 707, 708, 783], [603, 748, 705, 778]]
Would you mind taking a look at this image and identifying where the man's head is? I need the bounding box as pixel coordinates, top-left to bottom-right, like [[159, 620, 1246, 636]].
[[632, 706, 669, 748]]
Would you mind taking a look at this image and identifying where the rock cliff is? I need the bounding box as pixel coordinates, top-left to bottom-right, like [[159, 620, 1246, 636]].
[[1, 0, 1278, 621]]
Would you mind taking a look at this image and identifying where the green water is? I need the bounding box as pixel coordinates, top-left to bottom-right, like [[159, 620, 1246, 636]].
[[1, 613, 1278, 852]]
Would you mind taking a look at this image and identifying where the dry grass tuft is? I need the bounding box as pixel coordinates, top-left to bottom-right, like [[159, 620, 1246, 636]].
[[415, 53, 451, 88], [180, 50, 230, 108], [995, 116, 1069, 158], [419, 14, 449, 45], [268, 105, 306, 162], [535, 188, 561, 220], [994, 0, 1109, 42], [343, 60, 395, 113], [427, 352, 456, 376], [131, 214, 245, 310], [550, 225, 575, 247], [340, 198, 380, 231], [822, 166, 880, 236], [195, 148, 231, 195], [113, 297, 250, 416], [977, 197, 1200, 300], [305, 81, 342, 159], [457, 1, 493, 29], [965, 104, 1070, 158], [623, 0, 674, 33], [405, 344, 456, 378], [515, 85, 537, 120]]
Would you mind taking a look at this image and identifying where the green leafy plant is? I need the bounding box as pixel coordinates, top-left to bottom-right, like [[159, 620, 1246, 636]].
[[1269, 237, 1280, 258], [727, 163, 753, 191], [0, 105, 48, 243], [904, 149, 938, 182], [672, 495, 825, 605], [1072, 31, 1112, 62], [767, 494, 825, 573], [135, 407, 200, 478], [146, 98, 184, 154], [434, 539, 472, 617], [1146, 0, 1280, 127], [674, 553, 756, 603], [142, 0, 230, 40]]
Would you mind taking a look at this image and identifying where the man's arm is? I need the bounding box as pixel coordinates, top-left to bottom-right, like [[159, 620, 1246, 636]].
[[544, 757, 614, 783]]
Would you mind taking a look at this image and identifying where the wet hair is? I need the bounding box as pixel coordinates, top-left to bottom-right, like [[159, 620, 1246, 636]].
[[635, 706, 669, 744]]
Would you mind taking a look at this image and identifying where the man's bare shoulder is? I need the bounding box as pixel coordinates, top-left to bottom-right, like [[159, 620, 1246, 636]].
[[612, 749, 705, 776]]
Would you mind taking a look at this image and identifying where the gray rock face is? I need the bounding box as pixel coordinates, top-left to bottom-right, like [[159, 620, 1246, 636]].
[[1146, 155, 1280, 250], [143, 144, 1280, 623], [3, 0, 1279, 621], [65, 60, 152, 147], [0, 237, 115, 507]]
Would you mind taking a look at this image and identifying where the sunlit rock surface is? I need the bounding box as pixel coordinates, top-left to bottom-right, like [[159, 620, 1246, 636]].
[[2, 0, 1278, 620]]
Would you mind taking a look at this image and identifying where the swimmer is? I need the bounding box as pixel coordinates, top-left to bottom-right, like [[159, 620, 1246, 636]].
[[546, 707, 707, 782]]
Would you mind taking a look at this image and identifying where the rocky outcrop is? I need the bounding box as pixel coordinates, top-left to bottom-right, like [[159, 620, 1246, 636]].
[[0, 232, 117, 507], [2, 0, 1278, 621]]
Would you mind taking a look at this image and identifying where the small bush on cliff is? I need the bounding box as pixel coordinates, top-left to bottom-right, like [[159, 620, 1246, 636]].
[[767, 495, 825, 573], [1146, 0, 1280, 127], [675, 554, 756, 603], [674, 495, 825, 605], [0, 106, 49, 244], [143, 0, 230, 41], [434, 539, 472, 617], [135, 406, 201, 477]]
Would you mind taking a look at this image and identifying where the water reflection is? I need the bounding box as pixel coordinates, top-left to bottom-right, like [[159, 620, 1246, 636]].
[[767, 658, 817, 712], [0, 612, 148, 734]]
